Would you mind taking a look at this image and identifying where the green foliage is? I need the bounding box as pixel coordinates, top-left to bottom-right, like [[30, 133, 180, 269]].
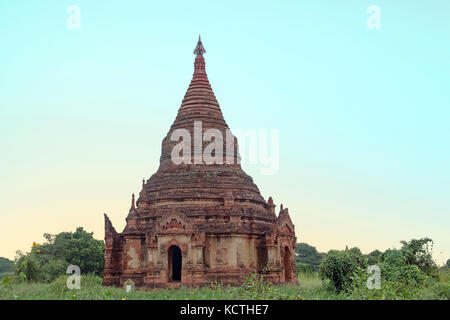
[[347, 264, 449, 300], [439, 267, 450, 283], [0, 269, 447, 300], [294, 243, 325, 271], [1, 237, 447, 300], [0, 257, 15, 281], [51, 227, 105, 275], [13, 227, 104, 283], [296, 263, 313, 275], [232, 272, 280, 299], [366, 249, 383, 265], [0, 257, 14, 273], [380, 249, 425, 286], [400, 238, 438, 278], [318, 238, 447, 299], [319, 248, 366, 293]]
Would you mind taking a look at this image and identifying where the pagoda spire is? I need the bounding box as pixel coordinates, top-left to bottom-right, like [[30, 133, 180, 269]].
[[193, 35, 206, 56], [193, 36, 207, 76]]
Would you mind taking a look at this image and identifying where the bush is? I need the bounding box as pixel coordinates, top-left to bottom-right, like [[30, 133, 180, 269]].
[[380, 251, 425, 286], [296, 263, 313, 275], [319, 249, 365, 293], [319, 238, 443, 298]]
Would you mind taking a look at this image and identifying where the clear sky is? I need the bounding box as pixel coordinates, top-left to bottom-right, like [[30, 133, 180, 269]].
[[1, 0, 449, 264]]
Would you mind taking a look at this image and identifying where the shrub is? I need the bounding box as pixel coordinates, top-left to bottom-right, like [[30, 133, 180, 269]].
[[319, 250, 364, 293], [296, 263, 313, 275], [324, 238, 442, 299]]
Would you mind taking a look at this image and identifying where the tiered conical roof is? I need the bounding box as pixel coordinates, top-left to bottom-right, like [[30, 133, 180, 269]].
[[139, 37, 269, 217]]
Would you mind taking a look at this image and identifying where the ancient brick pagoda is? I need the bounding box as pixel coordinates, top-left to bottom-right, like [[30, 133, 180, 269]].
[[103, 37, 297, 288]]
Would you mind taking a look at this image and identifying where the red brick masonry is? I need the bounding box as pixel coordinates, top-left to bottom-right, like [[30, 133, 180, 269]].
[[103, 38, 297, 289]]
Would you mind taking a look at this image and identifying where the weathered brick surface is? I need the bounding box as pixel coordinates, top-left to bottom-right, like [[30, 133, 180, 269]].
[[103, 38, 297, 289]]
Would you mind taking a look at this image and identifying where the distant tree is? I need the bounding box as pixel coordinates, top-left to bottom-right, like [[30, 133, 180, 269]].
[[0, 257, 14, 273], [295, 243, 325, 271], [366, 249, 383, 265], [348, 247, 362, 256], [15, 227, 104, 282]]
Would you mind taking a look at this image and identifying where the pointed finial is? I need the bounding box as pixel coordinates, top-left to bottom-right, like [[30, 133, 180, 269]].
[[131, 193, 135, 209], [142, 178, 145, 187], [193, 35, 206, 56]]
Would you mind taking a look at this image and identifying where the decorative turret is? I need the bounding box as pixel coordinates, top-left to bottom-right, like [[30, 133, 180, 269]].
[[127, 193, 138, 225], [131, 193, 135, 210], [267, 196, 276, 215], [137, 178, 147, 206], [104, 213, 117, 238]]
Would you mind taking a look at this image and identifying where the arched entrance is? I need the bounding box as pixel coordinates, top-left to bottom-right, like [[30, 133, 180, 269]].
[[283, 246, 292, 282], [168, 245, 182, 282]]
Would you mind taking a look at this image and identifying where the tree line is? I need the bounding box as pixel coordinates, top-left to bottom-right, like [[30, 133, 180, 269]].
[[295, 238, 449, 299], [1, 227, 448, 297], [0, 227, 104, 282]]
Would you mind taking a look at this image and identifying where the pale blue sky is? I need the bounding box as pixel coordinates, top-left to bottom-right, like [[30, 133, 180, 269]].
[[1, 0, 449, 264]]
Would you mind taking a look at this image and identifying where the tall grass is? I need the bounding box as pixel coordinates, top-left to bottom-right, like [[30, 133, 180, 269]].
[[0, 270, 448, 300]]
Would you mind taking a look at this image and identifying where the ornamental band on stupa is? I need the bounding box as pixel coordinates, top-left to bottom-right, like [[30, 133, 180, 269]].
[[102, 36, 297, 288]]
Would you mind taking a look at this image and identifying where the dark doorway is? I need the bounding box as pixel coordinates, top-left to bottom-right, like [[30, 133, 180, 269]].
[[168, 245, 182, 282], [284, 246, 292, 282]]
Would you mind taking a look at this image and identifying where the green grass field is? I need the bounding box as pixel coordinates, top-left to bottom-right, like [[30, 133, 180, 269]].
[[1, 270, 448, 300]]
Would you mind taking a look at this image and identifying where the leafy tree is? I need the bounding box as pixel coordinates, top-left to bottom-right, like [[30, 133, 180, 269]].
[[400, 238, 438, 278], [295, 243, 325, 271], [14, 227, 104, 282], [0, 257, 14, 273], [366, 249, 383, 265], [51, 227, 105, 274]]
